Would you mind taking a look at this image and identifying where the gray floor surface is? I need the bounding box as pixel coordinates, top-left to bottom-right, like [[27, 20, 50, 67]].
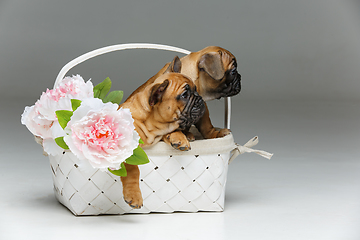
[[1, 99, 359, 240]]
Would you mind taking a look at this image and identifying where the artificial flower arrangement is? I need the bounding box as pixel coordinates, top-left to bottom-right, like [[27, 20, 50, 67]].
[[21, 75, 149, 177]]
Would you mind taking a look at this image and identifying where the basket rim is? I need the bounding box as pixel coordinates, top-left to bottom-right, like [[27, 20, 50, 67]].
[[142, 132, 236, 156]]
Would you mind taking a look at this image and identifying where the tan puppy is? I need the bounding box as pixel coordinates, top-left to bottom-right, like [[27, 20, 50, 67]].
[[119, 61, 205, 208], [130, 46, 241, 140]]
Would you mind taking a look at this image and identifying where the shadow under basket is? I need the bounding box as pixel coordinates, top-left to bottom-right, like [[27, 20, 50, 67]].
[[49, 130, 235, 216]]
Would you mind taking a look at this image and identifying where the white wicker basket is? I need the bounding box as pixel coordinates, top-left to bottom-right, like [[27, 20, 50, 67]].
[[49, 43, 272, 215]]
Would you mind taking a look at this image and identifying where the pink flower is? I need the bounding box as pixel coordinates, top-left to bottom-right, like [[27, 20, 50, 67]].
[[21, 75, 93, 155], [36, 75, 94, 120], [64, 98, 140, 170]]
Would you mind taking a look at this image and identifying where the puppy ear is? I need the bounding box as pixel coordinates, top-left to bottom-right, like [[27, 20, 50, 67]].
[[164, 56, 182, 73], [149, 79, 169, 106], [198, 53, 225, 80]]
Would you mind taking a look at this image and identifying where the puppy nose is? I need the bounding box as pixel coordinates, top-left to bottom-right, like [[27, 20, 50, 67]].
[[197, 96, 205, 106]]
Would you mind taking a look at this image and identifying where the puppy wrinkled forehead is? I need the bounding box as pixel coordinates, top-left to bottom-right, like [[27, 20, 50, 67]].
[[157, 73, 193, 85], [222, 51, 237, 66]]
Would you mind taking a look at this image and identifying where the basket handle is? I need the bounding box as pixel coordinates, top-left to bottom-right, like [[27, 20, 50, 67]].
[[54, 43, 231, 129]]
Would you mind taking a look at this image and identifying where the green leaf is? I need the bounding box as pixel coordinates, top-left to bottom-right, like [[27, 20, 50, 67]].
[[93, 89, 100, 98], [71, 99, 82, 111], [125, 146, 150, 165], [55, 137, 69, 150], [93, 77, 112, 100], [108, 162, 127, 177], [56, 110, 73, 129], [139, 138, 144, 145], [103, 90, 123, 104]]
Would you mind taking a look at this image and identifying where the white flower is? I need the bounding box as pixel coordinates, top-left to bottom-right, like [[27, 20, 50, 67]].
[[21, 75, 93, 156], [63, 98, 140, 171]]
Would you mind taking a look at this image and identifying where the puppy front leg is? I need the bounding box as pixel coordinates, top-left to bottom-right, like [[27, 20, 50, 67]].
[[120, 163, 143, 209], [162, 131, 191, 151], [195, 103, 231, 139], [182, 127, 196, 142]]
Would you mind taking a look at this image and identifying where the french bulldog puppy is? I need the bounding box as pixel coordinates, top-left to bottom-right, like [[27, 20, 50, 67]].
[[129, 46, 241, 140], [119, 60, 205, 208], [178, 46, 241, 101]]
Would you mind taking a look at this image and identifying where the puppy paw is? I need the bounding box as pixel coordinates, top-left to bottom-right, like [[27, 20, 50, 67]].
[[216, 128, 231, 138], [204, 128, 231, 139], [163, 131, 191, 151], [183, 131, 195, 142], [171, 141, 191, 151], [123, 189, 143, 209]]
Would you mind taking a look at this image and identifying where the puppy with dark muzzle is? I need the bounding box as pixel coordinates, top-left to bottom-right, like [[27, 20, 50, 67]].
[[119, 60, 205, 208], [130, 46, 241, 140], [181, 46, 241, 102]]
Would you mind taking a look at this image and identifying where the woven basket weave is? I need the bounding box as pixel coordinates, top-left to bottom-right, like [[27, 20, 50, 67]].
[[50, 132, 233, 215], [49, 43, 272, 215]]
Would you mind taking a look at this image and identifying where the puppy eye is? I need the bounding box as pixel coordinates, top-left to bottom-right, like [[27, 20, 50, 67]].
[[230, 68, 237, 75], [181, 90, 190, 99]]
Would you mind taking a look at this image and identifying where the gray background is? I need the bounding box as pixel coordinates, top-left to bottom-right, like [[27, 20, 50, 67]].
[[1, 1, 359, 239], [1, 0, 360, 101]]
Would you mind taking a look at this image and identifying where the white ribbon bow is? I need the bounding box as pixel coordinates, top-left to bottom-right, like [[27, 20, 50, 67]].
[[229, 136, 273, 164]]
